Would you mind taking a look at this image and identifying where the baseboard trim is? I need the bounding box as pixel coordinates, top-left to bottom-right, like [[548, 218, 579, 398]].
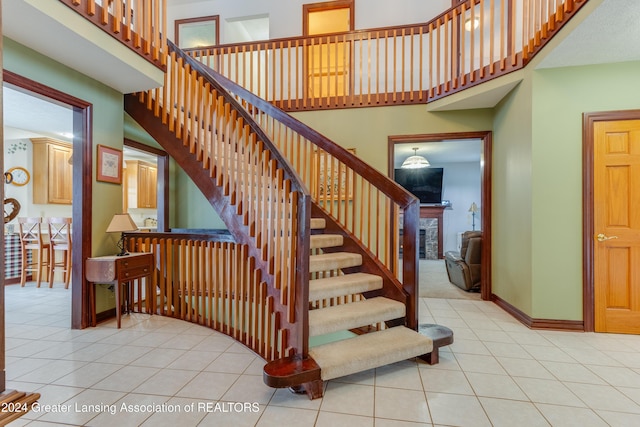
[[95, 308, 117, 324], [492, 294, 584, 331]]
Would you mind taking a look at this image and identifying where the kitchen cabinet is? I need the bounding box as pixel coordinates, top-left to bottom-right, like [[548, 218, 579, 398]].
[[32, 138, 73, 205], [125, 160, 157, 209]]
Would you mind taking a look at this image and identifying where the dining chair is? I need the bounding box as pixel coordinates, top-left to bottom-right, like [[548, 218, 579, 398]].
[[47, 217, 72, 289], [17, 217, 51, 287]]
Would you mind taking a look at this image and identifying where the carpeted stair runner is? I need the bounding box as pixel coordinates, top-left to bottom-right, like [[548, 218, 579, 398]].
[[309, 326, 432, 380], [304, 217, 433, 384]]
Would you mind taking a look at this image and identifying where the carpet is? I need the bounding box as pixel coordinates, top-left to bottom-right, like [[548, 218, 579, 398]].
[[419, 259, 481, 300]]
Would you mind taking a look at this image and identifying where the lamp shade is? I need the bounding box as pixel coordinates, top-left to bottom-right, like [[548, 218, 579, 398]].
[[106, 213, 138, 233], [468, 202, 478, 213], [401, 147, 430, 169]]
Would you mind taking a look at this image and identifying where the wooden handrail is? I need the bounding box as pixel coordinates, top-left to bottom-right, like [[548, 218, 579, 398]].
[[186, 0, 588, 111], [58, 0, 167, 68], [208, 66, 422, 330], [129, 41, 312, 360]]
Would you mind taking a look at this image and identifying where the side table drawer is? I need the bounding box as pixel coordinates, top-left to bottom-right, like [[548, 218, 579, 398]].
[[119, 265, 152, 281]]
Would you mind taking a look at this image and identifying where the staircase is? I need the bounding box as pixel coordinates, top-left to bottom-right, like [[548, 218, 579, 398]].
[[305, 218, 432, 381], [125, 41, 440, 399]]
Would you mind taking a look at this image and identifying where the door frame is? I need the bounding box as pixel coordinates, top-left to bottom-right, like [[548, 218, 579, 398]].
[[582, 109, 640, 332], [4, 70, 93, 329], [388, 131, 492, 300]]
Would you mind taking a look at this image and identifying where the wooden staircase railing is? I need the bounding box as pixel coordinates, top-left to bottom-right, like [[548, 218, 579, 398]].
[[125, 41, 312, 361], [126, 232, 291, 360], [186, 0, 588, 111], [59, 0, 167, 68], [203, 67, 422, 330]]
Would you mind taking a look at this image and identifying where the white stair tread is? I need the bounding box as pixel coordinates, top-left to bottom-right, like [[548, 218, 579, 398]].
[[309, 297, 405, 336], [309, 252, 362, 273], [309, 273, 383, 301], [310, 326, 433, 381], [310, 218, 326, 229], [310, 234, 343, 249]]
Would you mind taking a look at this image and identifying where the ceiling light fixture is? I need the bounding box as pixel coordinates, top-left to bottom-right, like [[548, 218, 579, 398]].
[[401, 147, 430, 169], [464, 17, 480, 31]]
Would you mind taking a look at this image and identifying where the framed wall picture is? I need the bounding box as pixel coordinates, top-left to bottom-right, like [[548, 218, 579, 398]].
[[313, 148, 356, 201], [96, 144, 123, 184], [175, 15, 220, 49]]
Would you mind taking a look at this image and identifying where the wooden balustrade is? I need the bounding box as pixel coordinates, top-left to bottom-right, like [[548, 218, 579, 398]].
[[209, 69, 421, 330], [132, 42, 311, 359], [126, 233, 286, 360], [187, 0, 587, 111], [59, 0, 167, 67]]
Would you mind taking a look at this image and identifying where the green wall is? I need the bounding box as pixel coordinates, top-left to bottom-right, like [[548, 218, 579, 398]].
[[492, 72, 534, 316], [492, 60, 640, 321], [292, 104, 494, 176], [3, 38, 125, 312], [530, 60, 640, 320]]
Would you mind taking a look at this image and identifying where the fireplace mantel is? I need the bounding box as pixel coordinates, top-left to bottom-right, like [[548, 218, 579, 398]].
[[420, 205, 446, 259]]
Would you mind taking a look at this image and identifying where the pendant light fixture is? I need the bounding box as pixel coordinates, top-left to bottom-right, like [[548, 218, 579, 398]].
[[401, 147, 430, 169]]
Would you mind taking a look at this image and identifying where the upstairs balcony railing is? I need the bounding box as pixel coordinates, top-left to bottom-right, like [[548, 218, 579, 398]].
[[59, 0, 167, 67], [186, 0, 587, 111]]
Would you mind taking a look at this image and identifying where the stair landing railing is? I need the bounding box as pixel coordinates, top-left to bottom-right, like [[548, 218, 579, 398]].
[[59, 0, 167, 68], [186, 0, 588, 111]]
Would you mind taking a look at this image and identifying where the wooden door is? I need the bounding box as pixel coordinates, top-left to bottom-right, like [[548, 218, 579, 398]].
[[593, 119, 640, 333]]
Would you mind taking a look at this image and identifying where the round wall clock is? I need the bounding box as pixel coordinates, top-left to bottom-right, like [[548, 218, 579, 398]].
[[7, 166, 30, 186]]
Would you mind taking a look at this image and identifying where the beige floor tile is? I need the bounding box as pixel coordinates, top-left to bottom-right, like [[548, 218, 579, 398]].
[[205, 352, 257, 374], [541, 361, 608, 384], [255, 405, 318, 427], [596, 410, 640, 427], [484, 341, 532, 359], [375, 361, 423, 390], [95, 344, 153, 365], [130, 347, 186, 368], [454, 353, 507, 375], [466, 372, 528, 400], [585, 364, 640, 387], [419, 368, 474, 395], [166, 350, 222, 371], [199, 402, 265, 426], [92, 365, 159, 392], [564, 382, 640, 414], [52, 362, 122, 388], [374, 418, 432, 427], [320, 382, 374, 417], [87, 393, 168, 427], [175, 371, 239, 400], [14, 359, 86, 384], [448, 339, 491, 356], [479, 397, 550, 427], [138, 397, 208, 427], [497, 357, 555, 379], [222, 374, 276, 404], [425, 392, 491, 427], [133, 368, 199, 396], [417, 351, 461, 371], [374, 387, 430, 423], [269, 388, 324, 410], [521, 344, 575, 363], [472, 329, 516, 344], [513, 377, 585, 407], [535, 403, 609, 427], [316, 411, 373, 427], [36, 388, 125, 425]]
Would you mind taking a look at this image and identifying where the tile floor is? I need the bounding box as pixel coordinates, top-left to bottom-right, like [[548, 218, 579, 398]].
[[4, 283, 640, 426]]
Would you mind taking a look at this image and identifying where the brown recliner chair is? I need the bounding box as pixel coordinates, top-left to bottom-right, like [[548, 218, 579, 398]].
[[445, 231, 482, 291]]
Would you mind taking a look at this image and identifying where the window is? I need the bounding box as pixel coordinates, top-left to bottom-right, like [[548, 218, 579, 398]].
[[175, 15, 220, 49]]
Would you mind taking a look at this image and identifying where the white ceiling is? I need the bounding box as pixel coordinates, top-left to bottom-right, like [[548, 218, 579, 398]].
[[394, 139, 482, 168], [536, 0, 640, 69]]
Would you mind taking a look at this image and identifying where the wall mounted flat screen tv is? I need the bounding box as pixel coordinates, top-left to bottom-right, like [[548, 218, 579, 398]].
[[394, 167, 444, 204]]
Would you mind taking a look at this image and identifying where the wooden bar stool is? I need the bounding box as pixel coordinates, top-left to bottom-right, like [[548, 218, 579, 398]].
[[47, 217, 72, 289], [17, 217, 50, 287]]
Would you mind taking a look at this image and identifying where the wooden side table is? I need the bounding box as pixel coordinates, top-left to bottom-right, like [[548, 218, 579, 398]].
[[86, 252, 154, 328]]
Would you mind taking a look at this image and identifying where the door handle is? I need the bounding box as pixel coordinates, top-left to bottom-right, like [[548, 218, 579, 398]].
[[597, 233, 619, 242]]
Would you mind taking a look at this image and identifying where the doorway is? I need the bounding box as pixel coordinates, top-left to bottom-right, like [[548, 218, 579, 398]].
[[4, 71, 92, 329], [388, 131, 492, 300], [583, 110, 640, 334]]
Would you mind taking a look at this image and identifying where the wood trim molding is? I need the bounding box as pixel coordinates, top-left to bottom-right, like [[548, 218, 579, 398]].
[[4, 69, 93, 330], [303, 0, 354, 36], [582, 109, 640, 332], [388, 131, 492, 300], [492, 294, 584, 331], [175, 15, 220, 48]]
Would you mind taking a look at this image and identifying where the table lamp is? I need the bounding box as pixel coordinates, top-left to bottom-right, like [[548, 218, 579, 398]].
[[106, 213, 138, 256], [468, 202, 478, 231]]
